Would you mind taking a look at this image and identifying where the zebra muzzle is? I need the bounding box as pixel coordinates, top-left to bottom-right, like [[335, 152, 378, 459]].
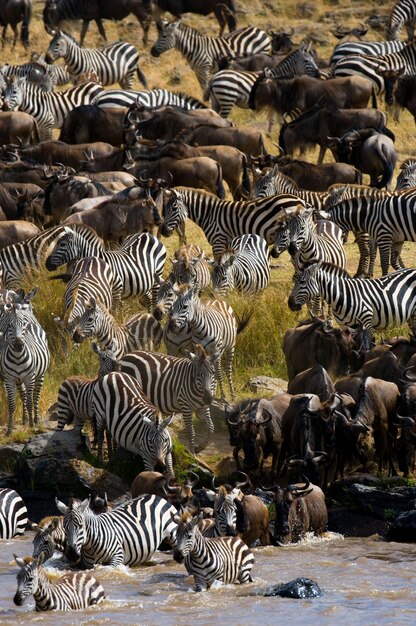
[[288, 296, 301, 311]]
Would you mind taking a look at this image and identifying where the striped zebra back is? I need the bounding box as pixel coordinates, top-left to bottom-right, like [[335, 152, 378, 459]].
[[388, 0, 416, 40], [0, 488, 27, 538], [331, 39, 407, 64], [94, 87, 207, 109]]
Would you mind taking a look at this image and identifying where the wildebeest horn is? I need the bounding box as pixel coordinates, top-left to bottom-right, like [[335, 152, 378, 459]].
[[395, 414, 415, 426], [211, 475, 220, 492], [164, 477, 181, 494], [273, 143, 285, 155], [288, 476, 311, 493], [312, 451, 328, 464], [282, 111, 293, 123], [226, 411, 241, 426], [282, 26, 294, 36], [234, 471, 250, 489], [185, 471, 199, 488]]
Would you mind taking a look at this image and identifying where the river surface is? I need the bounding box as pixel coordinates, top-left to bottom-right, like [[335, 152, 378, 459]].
[[1, 532, 416, 625]]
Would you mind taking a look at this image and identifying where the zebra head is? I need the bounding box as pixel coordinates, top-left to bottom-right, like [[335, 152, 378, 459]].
[[171, 253, 202, 288], [288, 262, 321, 311], [45, 30, 70, 63], [396, 160, 416, 191], [151, 20, 180, 58], [186, 344, 217, 404], [253, 165, 279, 198], [323, 185, 350, 209], [211, 253, 235, 296], [287, 207, 313, 255], [92, 341, 120, 378], [292, 42, 320, 78], [153, 272, 178, 320], [56, 497, 89, 564], [1, 305, 29, 350], [14, 555, 42, 606], [45, 227, 75, 271], [3, 76, 26, 111], [31, 518, 61, 561], [72, 297, 100, 344], [160, 190, 187, 237], [214, 487, 239, 536], [141, 415, 173, 474], [174, 510, 203, 558], [167, 285, 196, 334]]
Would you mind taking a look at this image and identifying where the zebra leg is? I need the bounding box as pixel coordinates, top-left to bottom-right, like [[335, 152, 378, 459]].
[[224, 347, 235, 400], [378, 238, 392, 276], [25, 380, 35, 429], [195, 406, 214, 452], [164, 451, 175, 478], [5, 380, 17, 436], [33, 376, 45, 426], [354, 232, 371, 277], [214, 354, 226, 400], [181, 407, 196, 454], [391, 242, 405, 269]]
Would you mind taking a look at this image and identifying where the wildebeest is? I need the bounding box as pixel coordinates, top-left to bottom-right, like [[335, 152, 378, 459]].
[[180, 125, 267, 158], [43, 0, 152, 46], [131, 470, 199, 506], [0, 220, 40, 247], [287, 365, 336, 402], [59, 105, 128, 146], [383, 69, 416, 124], [16, 140, 119, 171], [0, 0, 31, 48], [152, 0, 237, 36], [326, 128, 397, 188], [278, 105, 391, 163], [0, 111, 39, 145]]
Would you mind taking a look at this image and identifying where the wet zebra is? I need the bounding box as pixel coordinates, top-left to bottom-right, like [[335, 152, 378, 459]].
[[151, 20, 270, 89], [45, 227, 166, 304], [56, 493, 177, 568], [92, 372, 174, 474], [2, 77, 103, 140], [0, 488, 27, 538], [0, 303, 50, 435], [288, 262, 416, 350], [205, 43, 319, 118], [72, 297, 163, 356], [45, 30, 146, 89], [388, 0, 416, 40], [14, 554, 105, 611], [105, 346, 216, 454], [93, 87, 206, 109], [174, 510, 254, 592], [211, 234, 270, 296], [160, 187, 306, 259]]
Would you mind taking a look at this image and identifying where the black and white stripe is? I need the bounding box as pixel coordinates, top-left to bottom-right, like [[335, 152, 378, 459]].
[[2, 77, 103, 140], [93, 87, 206, 110], [330, 39, 406, 64], [160, 187, 306, 259], [151, 20, 270, 89], [174, 511, 254, 592], [0, 488, 27, 538], [388, 0, 416, 40], [46, 30, 145, 89], [0, 61, 71, 87], [171, 244, 211, 291], [56, 493, 177, 568], [14, 555, 105, 611], [211, 234, 270, 296], [31, 516, 66, 561], [395, 160, 416, 190]]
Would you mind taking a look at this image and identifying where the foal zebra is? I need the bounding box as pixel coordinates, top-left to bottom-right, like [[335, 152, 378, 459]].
[[2, 77, 103, 140], [388, 0, 416, 40], [174, 510, 254, 592], [56, 494, 177, 568], [211, 234, 270, 296], [171, 244, 211, 291], [46, 30, 147, 89], [14, 554, 105, 611], [0, 488, 27, 538], [151, 20, 270, 90]]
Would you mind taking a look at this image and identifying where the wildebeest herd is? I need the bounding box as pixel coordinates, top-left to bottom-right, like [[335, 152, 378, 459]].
[[1, 0, 416, 613]]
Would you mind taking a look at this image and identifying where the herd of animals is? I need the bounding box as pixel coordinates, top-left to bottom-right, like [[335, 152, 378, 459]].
[[1, 0, 416, 613]]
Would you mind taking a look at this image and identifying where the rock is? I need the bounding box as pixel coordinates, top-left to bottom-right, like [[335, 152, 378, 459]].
[[328, 508, 391, 537], [264, 577, 322, 598], [245, 376, 287, 394], [347, 483, 409, 518], [0, 443, 24, 473], [19, 429, 91, 462], [386, 511, 416, 542]]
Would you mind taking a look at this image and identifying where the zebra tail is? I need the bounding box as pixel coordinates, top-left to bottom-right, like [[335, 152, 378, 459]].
[[241, 155, 251, 196], [48, 273, 72, 284], [235, 308, 253, 335], [203, 76, 214, 102], [137, 66, 148, 89], [371, 86, 377, 109], [20, 0, 32, 48], [216, 163, 226, 199]]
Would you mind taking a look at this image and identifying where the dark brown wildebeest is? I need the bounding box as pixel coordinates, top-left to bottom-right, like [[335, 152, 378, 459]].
[[0, 0, 31, 48], [360, 351, 403, 385], [269, 29, 297, 54], [59, 105, 128, 146], [278, 105, 391, 163], [331, 24, 368, 43], [383, 69, 416, 124], [287, 365, 336, 402], [43, 0, 152, 46], [16, 140, 119, 171], [0, 111, 39, 145], [181, 125, 267, 158], [131, 470, 199, 505], [152, 0, 237, 36]]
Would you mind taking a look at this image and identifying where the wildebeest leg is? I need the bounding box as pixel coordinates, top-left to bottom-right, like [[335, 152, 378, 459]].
[[80, 20, 90, 46], [1, 25, 6, 48], [95, 18, 107, 41], [317, 146, 326, 164], [11, 25, 18, 48]]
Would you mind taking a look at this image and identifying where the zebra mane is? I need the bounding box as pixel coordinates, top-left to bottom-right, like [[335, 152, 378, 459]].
[[56, 30, 79, 45], [178, 510, 193, 523], [318, 261, 352, 278]]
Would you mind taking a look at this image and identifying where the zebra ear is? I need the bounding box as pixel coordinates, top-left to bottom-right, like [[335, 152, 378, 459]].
[[35, 552, 46, 567], [154, 273, 164, 286], [55, 497, 68, 515], [161, 415, 174, 429], [91, 342, 100, 355], [14, 554, 26, 568]]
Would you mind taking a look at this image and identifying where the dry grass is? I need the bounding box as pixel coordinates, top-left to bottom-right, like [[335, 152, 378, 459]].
[[0, 0, 414, 441]]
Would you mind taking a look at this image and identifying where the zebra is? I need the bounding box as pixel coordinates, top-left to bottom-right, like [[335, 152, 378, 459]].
[[71, 297, 163, 356], [151, 20, 270, 90], [205, 43, 319, 119], [288, 262, 416, 351], [395, 159, 416, 190], [56, 257, 123, 331], [173, 510, 254, 592], [319, 190, 416, 275], [197, 486, 240, 538], [167, 286, 248, 399], [211, 234, 270, 296], [93, 87, 207, 109], [2, 76, 103, 140], [13, 554, 106, 611], [0, 488, 27, 538], [45, 30, 147, 89], [152, 274, 194, 356], [55, 493, 177, 568], [105, 346, 217, 454], [160, 187, 306, 259], [388, 0, 416, 40], [92, 371, 174, 474], [0, 303, 50, 436], [0, 60, 71, 87], [45, 227, 166, 305], [171, 244, 211, 291], [330, 39, 407, 64]]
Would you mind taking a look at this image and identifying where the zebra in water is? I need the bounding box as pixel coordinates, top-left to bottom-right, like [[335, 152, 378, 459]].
[[45, 227, 166, 305], [211, 234, 270, 296], [174, 510, 254, 592], [171, 244, 211, 291], [105, 346, 216, 454], [45, 30, 147, 89], [71, 297, 163, 356], [0, 488, 27, 538], [330, 39, 406, 64], [93, 87, 206, 109], [56, 493, 177, 568], [0, 303, 50, 435], [151, 20, 270, 90], [2, 77, 103, 140], [14, 554, 105, 611], [205, 43, 319, 119], [388, 0, 416, 40], [92, 371, 174, 473], [288, 262, 416, 350], [160, 187, 306, 259]]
